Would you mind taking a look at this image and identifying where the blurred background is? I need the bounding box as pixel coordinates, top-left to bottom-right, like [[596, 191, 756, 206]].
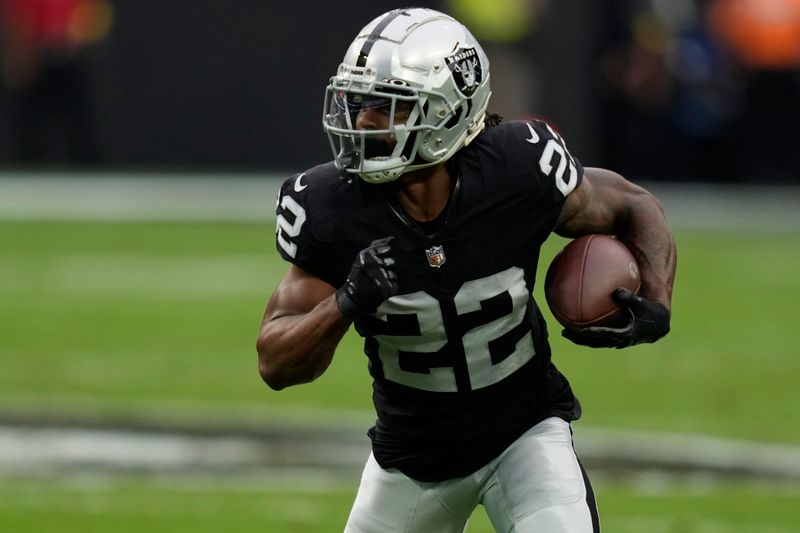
[[1, 1, 799, 532], [1, 0, 798, 182]]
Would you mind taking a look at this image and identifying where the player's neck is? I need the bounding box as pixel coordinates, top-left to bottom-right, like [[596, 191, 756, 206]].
[[390, 164, 453, 223]]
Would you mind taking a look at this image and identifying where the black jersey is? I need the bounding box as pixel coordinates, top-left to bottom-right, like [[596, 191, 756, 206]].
[[275, 120, 584, 481]]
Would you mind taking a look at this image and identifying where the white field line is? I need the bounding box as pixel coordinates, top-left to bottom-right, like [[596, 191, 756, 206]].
[[0, 173, 282, 222], [573, 426, 800, 479], [0, 424, 369, 475], [1, 173, 800, 232], [1, 421, 799, 481]]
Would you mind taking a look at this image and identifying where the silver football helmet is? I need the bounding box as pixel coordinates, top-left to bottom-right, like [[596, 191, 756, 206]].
[[322, 7, 492, 183]]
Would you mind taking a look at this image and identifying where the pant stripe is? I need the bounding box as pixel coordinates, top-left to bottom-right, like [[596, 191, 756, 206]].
[[577, 456, 600, 532]]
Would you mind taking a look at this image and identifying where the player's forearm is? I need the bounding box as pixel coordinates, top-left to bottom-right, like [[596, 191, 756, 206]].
[[558, 169, 676, 310], [257, 296, 352, 390], [617, 189, 676, 311]]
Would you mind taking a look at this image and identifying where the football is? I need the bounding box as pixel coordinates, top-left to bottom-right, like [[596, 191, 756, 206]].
[[544, 234, 641, 332]]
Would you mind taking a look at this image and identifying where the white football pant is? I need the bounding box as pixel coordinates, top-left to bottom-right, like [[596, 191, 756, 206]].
[[344, 417, 599, 532]]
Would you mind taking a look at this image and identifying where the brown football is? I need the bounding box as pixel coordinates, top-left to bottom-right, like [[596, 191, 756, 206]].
[[544, 234, 641, 332]]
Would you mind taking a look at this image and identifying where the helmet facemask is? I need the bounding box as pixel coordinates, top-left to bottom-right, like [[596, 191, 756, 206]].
[[323, 69, 437, 184]]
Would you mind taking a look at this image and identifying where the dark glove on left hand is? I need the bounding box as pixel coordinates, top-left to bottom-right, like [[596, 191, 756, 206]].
[[562, 288, 671, 349]]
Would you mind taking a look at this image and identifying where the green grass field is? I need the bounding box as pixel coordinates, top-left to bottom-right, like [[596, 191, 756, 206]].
[[0, 477, 797, 533], [1, 219, 800, 531]]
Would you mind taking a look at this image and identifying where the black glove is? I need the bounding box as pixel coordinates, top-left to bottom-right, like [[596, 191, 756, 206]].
[[562, 288, 670, 349], [336, 237, 399, 319]]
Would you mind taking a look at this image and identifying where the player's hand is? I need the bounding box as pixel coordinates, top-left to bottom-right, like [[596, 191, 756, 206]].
[[336, 237, 399, 319], [561, 288, 670, 348]]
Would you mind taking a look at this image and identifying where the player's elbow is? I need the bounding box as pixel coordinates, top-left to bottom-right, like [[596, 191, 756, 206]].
[[627, 181, 667, 218], [257, 337, 289, 391], [258, 355, 285, 391], [256, 338, 318, 391], [259, 360, 317, 391]]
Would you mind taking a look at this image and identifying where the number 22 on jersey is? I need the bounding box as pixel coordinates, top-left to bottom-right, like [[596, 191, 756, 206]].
[[369, 267, 535, 393]]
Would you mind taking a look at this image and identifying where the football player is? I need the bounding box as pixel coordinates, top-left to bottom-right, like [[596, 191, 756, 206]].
[[257, 7, 676, 532]]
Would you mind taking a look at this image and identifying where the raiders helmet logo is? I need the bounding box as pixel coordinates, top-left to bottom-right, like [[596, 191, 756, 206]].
[[445, 47, 483, 97]]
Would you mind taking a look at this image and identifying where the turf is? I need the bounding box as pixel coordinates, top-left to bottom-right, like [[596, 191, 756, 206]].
[[0, 477, 796, 533], [1, 219, 800, 532], [1, 220, 799, 443]]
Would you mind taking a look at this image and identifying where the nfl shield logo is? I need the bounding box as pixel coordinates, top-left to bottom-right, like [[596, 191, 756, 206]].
[[426, 245, 446, 268]]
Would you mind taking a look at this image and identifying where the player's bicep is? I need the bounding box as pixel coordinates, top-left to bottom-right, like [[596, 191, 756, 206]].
[[555, 167, 641, 237], [263, 265, 336, 322]]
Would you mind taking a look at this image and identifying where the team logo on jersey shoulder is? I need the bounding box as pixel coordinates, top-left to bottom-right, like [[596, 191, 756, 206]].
[[445, 47, 482, 96], [425, 245, 446, 268]]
